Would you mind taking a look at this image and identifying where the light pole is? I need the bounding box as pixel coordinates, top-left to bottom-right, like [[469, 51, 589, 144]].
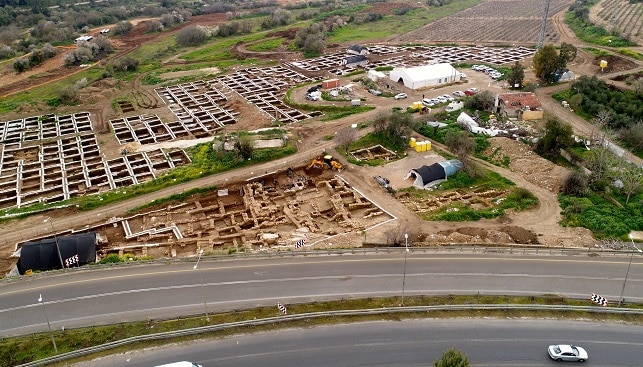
[[38, 294, 58, 353], [193, 249, 209, 322], [618, 238, 642, 306], [44, 217, 64, 269], [401, 233, 409, 306]]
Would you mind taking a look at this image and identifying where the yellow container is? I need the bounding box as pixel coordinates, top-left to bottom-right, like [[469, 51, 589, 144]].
[[415, 141, 423, 152], [420, 141, 427, 152], [409, 137, 416, 147], [425, 140, 432, 151], [412, 101, 422, 110]]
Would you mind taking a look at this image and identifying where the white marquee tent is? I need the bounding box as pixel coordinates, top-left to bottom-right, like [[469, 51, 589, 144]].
[[389, 63, 460, 89]]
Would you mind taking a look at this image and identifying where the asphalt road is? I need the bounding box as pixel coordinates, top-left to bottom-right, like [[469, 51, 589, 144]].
[[2, 252, 641, 337], [73, 319, 643, 367]]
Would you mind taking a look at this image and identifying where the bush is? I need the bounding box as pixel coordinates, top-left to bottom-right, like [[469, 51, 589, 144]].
[[112, 21, 133, 36], [176, 25, 210, 47], [0, 45, 15, 59], [12, 58, 29, 73], [562, 170, 589, 196]]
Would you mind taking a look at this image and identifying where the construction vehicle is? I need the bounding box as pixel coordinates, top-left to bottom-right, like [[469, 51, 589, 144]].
[[306, 154, 343, 172]]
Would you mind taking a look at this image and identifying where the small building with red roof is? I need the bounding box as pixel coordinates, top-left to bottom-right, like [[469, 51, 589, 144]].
[[497, 92, 544, 120]]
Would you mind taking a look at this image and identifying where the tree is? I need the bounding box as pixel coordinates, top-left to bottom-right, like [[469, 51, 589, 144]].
[[533, 44, 559, 84], [294, 23, 325, 56], [507, 61, 525, 89], [334, 127, 356, 155], [584, 146, 616, 188], [557, 42, 577, 70], [444, 130, 478, 176], [464, 90, 494, 111], [618, 163, 643, 204], [433, 347, 470, 367], [235, 135, 254, 161], [534, 118, 574, 158], [372, 110, 389, 133], [618, 120, 643, 152]]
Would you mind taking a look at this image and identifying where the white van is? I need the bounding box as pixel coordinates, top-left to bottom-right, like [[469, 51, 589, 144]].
[[155, 362, 202, 367]]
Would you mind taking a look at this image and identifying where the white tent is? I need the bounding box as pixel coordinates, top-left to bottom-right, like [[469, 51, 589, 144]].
[[389, 63, 460, 89]]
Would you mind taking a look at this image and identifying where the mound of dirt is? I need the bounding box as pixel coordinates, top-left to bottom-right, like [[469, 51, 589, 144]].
[[434, 225, 539, 245]]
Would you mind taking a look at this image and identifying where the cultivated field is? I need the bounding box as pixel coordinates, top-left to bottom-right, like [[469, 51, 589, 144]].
[[395, 0, 573, 45], [591, 0, 643, 45]]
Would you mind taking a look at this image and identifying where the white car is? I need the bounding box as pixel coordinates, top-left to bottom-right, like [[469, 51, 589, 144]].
[[442, 94, 454, 101], [453, 91, 465, 97], [394, 93, 408, 100], [548, 344, 588, 362]]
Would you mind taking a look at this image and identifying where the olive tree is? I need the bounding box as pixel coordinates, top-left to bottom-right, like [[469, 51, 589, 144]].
[[534, 118, 574, 158], [533, 44, 559, 84], [507, 61, 525, 89]]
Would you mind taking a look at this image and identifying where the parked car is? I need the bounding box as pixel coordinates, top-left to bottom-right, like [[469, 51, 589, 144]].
[[394, 93, 408, 100], [453, 91, 466, 97], [459, 73, 467, 78], [548, 344, 588, 362], [464, 88, 479, 96], [422, 98, 435, 107], [373, 175, 390, 187], [442, 94, 454, 101]]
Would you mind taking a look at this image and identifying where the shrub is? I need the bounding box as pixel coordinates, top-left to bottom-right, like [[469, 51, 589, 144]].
[[12, 58, 29, 73], [176, 25, 210, 47], [562, 170, 589, 196], [112, 21, 133, 36]]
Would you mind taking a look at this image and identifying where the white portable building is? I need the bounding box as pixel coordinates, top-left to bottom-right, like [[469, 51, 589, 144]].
[[389, 63, 460, 89]]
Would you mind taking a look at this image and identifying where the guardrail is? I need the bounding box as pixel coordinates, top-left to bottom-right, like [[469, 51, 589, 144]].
[[16, 304, 643, 367]]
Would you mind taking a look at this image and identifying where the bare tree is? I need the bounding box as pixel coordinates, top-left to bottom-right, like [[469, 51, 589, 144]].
[[618, 162, 642, 204], [385, 222, 412, 246], [334, 127, 356, 155], [592, 109, 613, 144]]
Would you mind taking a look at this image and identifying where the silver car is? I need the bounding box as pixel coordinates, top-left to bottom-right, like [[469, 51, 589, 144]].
[[548, 344, 588, 362]]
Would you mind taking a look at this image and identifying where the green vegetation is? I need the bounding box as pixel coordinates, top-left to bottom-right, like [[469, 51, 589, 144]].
[[434, 348, 470, 367], [0, 68, 104, 113], [559, 192, 643, 238], [3, 294, 639, 367], [246, 37, 287, 52], [398, 170, 537, 222], [564, 76, 641, 130], [565, 11, 636, 47], [617, 48, 643, 60], [327, 0, 483, 43], [583, 47, 612, 57]]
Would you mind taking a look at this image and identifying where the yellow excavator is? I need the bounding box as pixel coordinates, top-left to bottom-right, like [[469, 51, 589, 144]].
[[306, 154, 343, 171]]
